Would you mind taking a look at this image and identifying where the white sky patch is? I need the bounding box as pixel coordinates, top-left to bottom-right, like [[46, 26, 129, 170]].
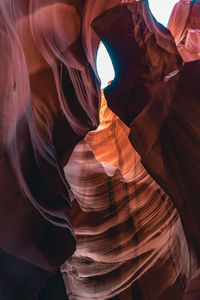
[[96, 0, 179, 88], [96, 43, 115, 89], [149, 0, 179, 27]]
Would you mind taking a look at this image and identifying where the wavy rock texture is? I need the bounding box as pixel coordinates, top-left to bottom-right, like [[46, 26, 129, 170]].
[[0, 0, 199, 298], [168, 0, 200, 62], [168, 2, 200, 298], [91, 2, 200, 298], [62, 93, 190, 299]]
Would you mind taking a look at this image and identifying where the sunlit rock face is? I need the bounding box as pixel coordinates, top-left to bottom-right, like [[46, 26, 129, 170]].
[[1, 0, 200, 298], [168, 0, 200, 61], [62, 92, 190, 299], [89, 2, 200, 299]]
